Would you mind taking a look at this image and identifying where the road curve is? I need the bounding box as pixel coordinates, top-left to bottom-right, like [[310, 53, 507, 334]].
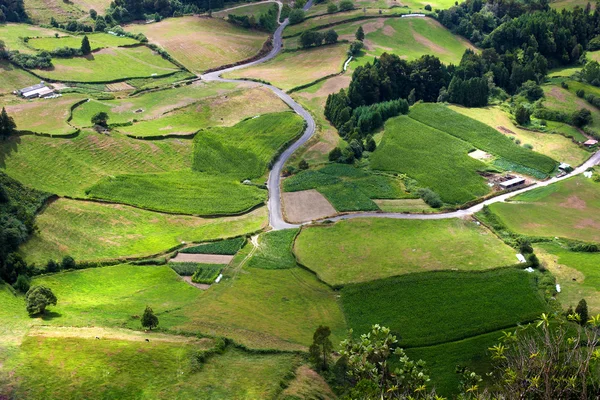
[[201, 3, 600, 229]]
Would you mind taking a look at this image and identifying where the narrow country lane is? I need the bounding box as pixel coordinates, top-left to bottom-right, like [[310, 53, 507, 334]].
[[201, 3, 600, 229]]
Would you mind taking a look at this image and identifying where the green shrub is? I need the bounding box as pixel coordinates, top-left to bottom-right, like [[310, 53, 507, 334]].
[[180, 237, 245, 255], [170, 262, 200, 276], [191, 264, 222, 284], [13, 274, 31, 293]]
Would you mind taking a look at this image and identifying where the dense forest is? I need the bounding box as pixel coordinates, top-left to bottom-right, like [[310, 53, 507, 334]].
[[0, 0, 26, 22]]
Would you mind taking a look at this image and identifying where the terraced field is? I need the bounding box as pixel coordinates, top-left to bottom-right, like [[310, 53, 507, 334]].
[[294, 218, 517, 286], [125, 16, 269, 73]]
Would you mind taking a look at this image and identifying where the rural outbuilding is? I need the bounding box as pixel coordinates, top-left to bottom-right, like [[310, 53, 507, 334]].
[[584, 139, 598, 147], [499, 177, 525, 190], [558, 163, 572, 171]]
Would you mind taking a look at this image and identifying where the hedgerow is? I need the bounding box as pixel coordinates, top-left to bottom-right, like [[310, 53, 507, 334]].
[[180, 237, 245, 255]]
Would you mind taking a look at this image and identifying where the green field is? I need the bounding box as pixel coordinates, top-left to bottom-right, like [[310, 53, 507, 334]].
[[191, 264, 222, 283], [0, 23, 62, 53], [180, 237, 245, 255], [214, 1, 276, 18], [0, 61, 40, 95], [28, 33, 137, 51], [449, 105, 590, 167], [283, 164, 411, 211], [125, 16, 268, 73], [19, 198, 266, 264], [410, 103, 557, 176], [5, 94, 86, 135], [340, 269, 547, 347], [370, 115, 490, 204], [487, 176, 600, 243], [542, 82, 600, 133], [34, 46, 180, 83], [536, 242, 600, 314], [9, 336, 297, 399], [246, 229, 299, 269], [87, 171, 267, 216], [224, 43, 348, 91], [294, 218, 517, 286], [23, 0, 86, 24]]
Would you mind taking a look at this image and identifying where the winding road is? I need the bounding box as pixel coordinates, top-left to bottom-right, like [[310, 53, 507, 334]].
[[201, 2, 600, 230]]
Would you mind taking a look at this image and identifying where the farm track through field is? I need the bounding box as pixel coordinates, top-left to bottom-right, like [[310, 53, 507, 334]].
[[201, 3, 600, 230]]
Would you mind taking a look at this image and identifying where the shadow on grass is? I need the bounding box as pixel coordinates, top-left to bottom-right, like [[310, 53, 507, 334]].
[[40, 311, 62, 321]]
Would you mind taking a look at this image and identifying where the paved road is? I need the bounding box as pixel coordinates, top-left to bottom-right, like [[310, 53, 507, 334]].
[[201, 4, 600, 229]]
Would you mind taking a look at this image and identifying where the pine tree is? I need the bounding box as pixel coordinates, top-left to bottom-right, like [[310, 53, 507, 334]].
[[81, 35, 91, 55], [575, 299, 589, 326], [355, 26, 364, 41], [141, 305, 159, 330], [309, 326, 333, 371], [0, 107, 17, 139]]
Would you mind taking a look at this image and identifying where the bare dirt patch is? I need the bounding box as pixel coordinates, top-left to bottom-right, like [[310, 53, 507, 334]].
[[559, 195, 587, 210], [574, 218, 600, 230], [300, 75, 351, 100], [497, 126, 515, 135], [409, 21, 450, 55], [170, 253, 234, 264], [549, 87, 567, 102], [106, 82, 135, 91], [382, 24, 397, 36], [282, 189, 337, 223], [362, 19, 386, 34], [468, 149, 492, 160], [183, 276, 211, 290]]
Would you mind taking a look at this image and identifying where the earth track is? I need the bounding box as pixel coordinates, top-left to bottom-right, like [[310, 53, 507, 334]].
[[201, 5, 600, 230]]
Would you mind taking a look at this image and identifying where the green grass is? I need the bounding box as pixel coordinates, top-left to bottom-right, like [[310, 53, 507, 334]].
[[87, 171, 267, 216], [294, 218, 517, 286], [27, 33, 137, 51], [192, 112, 305, 180], [34, 46, 180, 83], [340, 268, 547, 347], [542, 82, 600, 133], [191, 264, 222, 284], [125, 71, 196, 90], [0, 61, 40, 95], [284, 165, 410, 211], [409, 103, 557, 175], [536, 242, 600, 314], [125, 16, 268, 73], [406, 330, 504, 397], [370, 115, 490, 204], [5, 94, 86, 135], [10, 337, 298, 400], [247, 229, 299, 270], [487, 176, 600, 243], [214, 1, 276, 18], [19, 198, 267, 264], [180, 237, 245, 255], [0, 23, 63, 53], [0, 131, 192, 197], [169, 262, 199, 276]]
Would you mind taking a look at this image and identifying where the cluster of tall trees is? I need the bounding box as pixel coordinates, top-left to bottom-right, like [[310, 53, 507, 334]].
[[299, 29, 338, 48], [228, 3, 279, 32], [0, 0, 26, 22]]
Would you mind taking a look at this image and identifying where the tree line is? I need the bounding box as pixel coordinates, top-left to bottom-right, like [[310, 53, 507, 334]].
[[227, 3, 279, 32]]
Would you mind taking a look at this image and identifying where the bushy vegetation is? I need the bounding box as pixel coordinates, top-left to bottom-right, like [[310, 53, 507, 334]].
[[247, 229, 299, 269], [169, 262, 200, 276], [340, 269, 547, 347], [228, 3, 279, 32], [191, 264, 222, 284], [180, 237, 245, 255]]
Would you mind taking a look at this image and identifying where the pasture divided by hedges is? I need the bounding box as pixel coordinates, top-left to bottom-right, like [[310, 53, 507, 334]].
[[0, 23, 63, 53], [370, 115, 490, 204], [294, 218, 517, 286], [340, 268, 547, 347], [28, 33, 138, 52], [409, 103, 557, 175]]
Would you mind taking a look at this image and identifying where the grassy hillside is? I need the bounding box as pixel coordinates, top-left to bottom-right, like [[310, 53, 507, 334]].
[[294, 218, 517, 286], [370, 115, 490, 204], [409, 103, 557, 175], [487, 176, 600, 243], [0, 23, 62, 53], [125, 16, 268, 73], [28, 33, 137, 51], [225, 43, 348, 91], [0, 61, 40, 95], [20, 199, 266, 264], [340, 269, 547, 347]]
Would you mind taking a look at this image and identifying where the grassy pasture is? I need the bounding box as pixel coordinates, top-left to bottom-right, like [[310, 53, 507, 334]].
[[247, 229, 299, 269], [20, 198, 266, 264], [542, 83, 600, 133], [34, 46, 180, 83], [449, 105, 590, 167], [23, 0, 85, 24], [125, 16, 268, 73], [410, 103, 557, 175], [224, 43, 348, 91], [87, 171, 267, 216], [294, 218, 517, 286], [125, 71, 196, 90], [283, 164, 410, 211], [340, 269, 547, 347], [214, 1, 276, 18], [536, 242, 600, 314], [192, 112, 305, 179], [70, 81, 239, 127], [487, 176, 600, 243], [370, 115, 490, 204], [180, 237, 245, 255], [0, 23, 62, 53], [549, 0, 595, 9], [118, 86, 289, 137], [0, 61, 40, 95], [28, 33, 137, 51], [0, 131, 192, 197], [4, 94, 86, 135], [10, 337, 297, 400]]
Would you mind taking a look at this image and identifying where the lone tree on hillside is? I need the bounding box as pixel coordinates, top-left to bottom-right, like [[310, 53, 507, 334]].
[[0, 107, 17, 139], [81, 35, 91, 55], [25, 285, 57, 315], [91, 111, 109, 127], [355, 25, 364, 41], [141, 305, 159, 330], [309, 325, 333, 371]]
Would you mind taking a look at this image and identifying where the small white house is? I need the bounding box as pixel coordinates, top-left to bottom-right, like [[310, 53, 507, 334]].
[[516, 253, 527, 263]]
